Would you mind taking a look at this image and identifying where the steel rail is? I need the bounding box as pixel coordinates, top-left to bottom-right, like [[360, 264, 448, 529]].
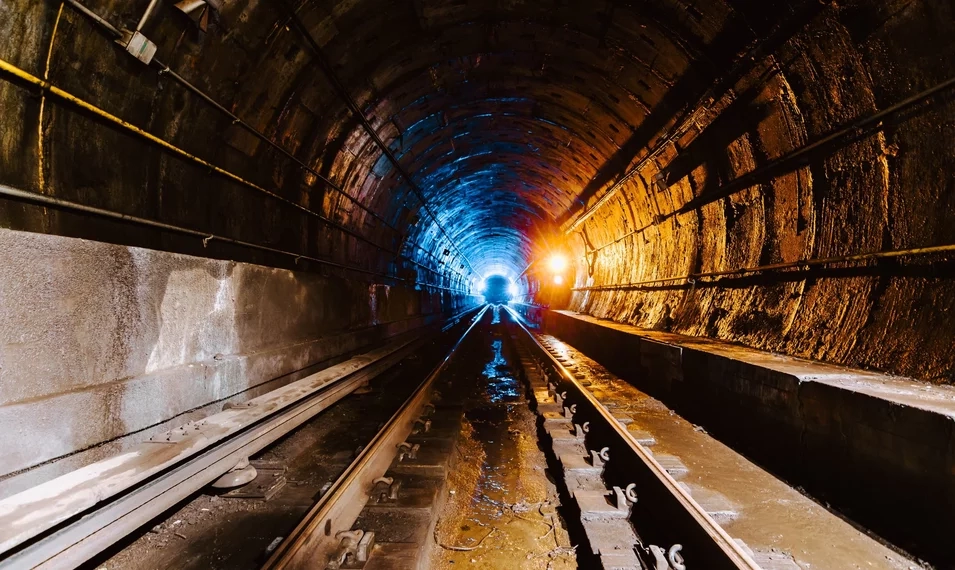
[[263, 304, 490, 570], [504, 306, 761, 569], [0, 315, 477, 569]]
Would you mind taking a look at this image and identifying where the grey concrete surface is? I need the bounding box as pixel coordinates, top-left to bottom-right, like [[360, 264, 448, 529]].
[[0, 228, 474, 491]]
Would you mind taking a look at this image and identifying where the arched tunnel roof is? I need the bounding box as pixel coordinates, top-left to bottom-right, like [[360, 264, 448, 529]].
[[2, 0, 955, 382], [256, 0, 792, 280]]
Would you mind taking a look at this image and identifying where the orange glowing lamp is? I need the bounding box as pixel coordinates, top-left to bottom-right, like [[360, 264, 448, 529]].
[[548, 254, 568, 273]]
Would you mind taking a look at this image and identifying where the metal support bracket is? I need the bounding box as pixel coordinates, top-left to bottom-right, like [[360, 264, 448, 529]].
[[397, 442, 420, 461], [115, 29, 157, 64], [648, 544, 685, 570], [612, 483, 638, 513], [413, 418, 432, 434], [326, 529, 375, 569], [210, 457, 256, 489], [573, 422, 589, 441], [590, 446, 610, 468], [555, 391, 568, 406], [563, 404, 577, 419], [372, 477, 401, 503]]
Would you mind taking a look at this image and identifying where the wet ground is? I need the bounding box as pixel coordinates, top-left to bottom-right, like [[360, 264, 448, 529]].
[[429, 306, 576, 570]]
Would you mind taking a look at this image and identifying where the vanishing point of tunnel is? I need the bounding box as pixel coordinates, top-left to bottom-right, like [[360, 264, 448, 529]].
[[0, 0, 954, 569]]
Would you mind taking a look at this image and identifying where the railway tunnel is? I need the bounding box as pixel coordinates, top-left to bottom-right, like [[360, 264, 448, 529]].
[[1, 0, 954, 568]]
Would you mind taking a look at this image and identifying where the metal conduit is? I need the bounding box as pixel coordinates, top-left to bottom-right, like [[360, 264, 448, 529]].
[[0, 58, 386, 253], [282, 2, 478, 276], [56, 0, 471, 287], [572, 242, 955, 291], [0, 182, 471, 295], [0, 56, 465, 288], [0, 183, 372, 276], [61, 0, 397, 234], [581, 73, 955, 254]]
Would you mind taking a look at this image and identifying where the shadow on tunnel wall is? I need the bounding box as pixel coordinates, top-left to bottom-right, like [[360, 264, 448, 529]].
[[558, 0, 824, 227]]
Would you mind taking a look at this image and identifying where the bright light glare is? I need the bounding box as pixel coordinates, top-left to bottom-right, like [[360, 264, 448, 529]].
[[548, 254, 568, 273], [507, 283, 520, 297], [553, 275, 564, 285]]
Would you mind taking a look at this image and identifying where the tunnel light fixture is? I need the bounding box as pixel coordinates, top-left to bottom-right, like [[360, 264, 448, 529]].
[[548, 254, 568, 273], [553, 275, 564, 285]]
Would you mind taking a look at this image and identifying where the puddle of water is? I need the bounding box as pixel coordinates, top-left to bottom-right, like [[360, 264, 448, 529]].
[[466, 405, 513, 520], [483, 339, 520, 403], [466, 322, 522, 517]]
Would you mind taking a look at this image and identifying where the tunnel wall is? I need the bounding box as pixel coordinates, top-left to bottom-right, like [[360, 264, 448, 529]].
[[1, 0, 954, 505], [0, 0, 481, 495], [0, 0, 472, 290], [0, 228, 476, 497], [569, 1, 955, 384], [8, 0, 952, 385]]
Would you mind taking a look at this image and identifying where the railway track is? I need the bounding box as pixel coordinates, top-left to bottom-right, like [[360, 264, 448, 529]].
[[262, 306, 489, 570], [0, 308, 482, 570], [264, 306, 759, 570], [3, 304, 904, 569], [504, 306, 760, 570]]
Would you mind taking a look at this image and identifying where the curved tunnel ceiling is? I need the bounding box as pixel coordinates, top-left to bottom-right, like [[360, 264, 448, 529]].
[[3, 0, 954, 382], [270, 0, 783, 280]]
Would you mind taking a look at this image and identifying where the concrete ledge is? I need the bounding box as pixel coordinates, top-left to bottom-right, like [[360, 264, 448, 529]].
[[0, 228, 477, 497], [0, 310, 455, 496], [543, 310, 955, 565]]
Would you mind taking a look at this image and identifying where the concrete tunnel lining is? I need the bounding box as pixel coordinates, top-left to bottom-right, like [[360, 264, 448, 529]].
[[1, 0, 955, 560]]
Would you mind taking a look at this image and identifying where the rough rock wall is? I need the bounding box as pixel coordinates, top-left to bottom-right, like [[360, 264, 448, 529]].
[[2, 0, 954, 396], [571, 1, 955, 384]]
